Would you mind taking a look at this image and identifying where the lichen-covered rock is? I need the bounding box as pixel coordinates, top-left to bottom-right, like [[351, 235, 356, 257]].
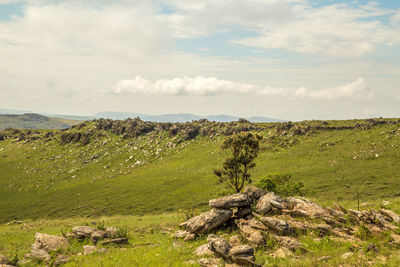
[[207, 235, 232, 262], [198, 258, 221, 267], [72, 226, 95, 239], [181, 208, 232, 234], [261, 217, 292, 235], [32, 233, 69, 252], [105, 227, 118, 238], [53, 254, 70, 266], [275, 236, 302, 251], [209, 194, 250, 209], [256, 193, 283, 214], [28, 249, 51, 262], [380, 209, 400, 223], [235, 219, 265, 246], [244, 186, 266, 202], [91, 230, 106, 243], [194, 244, 213, 256], [283, 197, 331, 218], [234, 207, 252, 218]]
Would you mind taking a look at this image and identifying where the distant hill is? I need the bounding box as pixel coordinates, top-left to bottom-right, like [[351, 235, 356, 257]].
[[93, 111, 285, 122], [0, 113, 79, 130]]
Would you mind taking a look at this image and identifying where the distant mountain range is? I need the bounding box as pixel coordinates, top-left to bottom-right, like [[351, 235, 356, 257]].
[[0, 113, 79, 130], [92, 111, 285, 123], [0, 108, 286, 129]]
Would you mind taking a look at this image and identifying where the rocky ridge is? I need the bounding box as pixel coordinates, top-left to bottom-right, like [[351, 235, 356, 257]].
[[174, 187, 400, 266]]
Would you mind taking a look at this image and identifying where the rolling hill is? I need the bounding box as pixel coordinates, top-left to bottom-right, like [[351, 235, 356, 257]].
[[0, 113, 79, 130]]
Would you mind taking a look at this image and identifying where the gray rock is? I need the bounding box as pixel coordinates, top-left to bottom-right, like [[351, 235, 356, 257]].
[[234, 207, 252, 218], [32, 233, 69, 252], [261, 217, 292, 235], [0, 255, 10, 265], [244, 186, 267, 202], [105, 227, 118, 238], [29, 249, 51, 262], [235, 219, 265, 246], [207, 235, 232, 261], [198, 258, 221, 267], [194, 244, 213, 256], [341, 252, 354, 259], [380, 209, 400, 223], [83, 245, 97, 255], [72, 226, 95, 239], [184, 233, 196, 241], [53, 254, 70, 266], [181, 208, 232, 234], [275, 236, 302, 251], [91, 230, 107, 242], [256, 192, 283, 214], [229, 245, 254, 256], [209, 194, 250, 209]]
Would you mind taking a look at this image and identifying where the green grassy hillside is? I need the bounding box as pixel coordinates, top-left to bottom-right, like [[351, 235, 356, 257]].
[[0, 113, 79, 130], [0, 118, 400, 224]]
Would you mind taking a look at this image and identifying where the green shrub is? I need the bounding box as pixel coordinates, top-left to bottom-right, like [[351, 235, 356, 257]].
[[255, 173, 305, 197]]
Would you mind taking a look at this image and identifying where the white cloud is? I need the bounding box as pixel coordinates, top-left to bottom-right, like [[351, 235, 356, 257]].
[[112, 75, 256, 96], [112, 76, 373, 100], [161, 0, 400, 57]]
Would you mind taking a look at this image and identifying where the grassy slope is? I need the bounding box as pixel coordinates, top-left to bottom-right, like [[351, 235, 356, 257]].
[[0, 114, 78, 130], [0, 119, 399, 224]]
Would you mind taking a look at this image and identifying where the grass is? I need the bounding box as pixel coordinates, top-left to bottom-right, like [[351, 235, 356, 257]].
[[0, 119, 400, 223]]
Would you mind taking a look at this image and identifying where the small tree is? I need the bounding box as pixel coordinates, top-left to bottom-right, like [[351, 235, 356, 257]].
[[214, 132, 262, 193]]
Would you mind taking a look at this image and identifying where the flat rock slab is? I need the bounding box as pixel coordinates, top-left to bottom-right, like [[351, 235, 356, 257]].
[[182, 208, 233, 234], [72, 226, 95, 238], [101, 238, 128, 245], [32, 233, 69, 252], [209, 194, 250, 209]]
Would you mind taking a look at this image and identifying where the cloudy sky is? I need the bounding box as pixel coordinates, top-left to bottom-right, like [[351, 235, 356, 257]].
[[0, 0, 399, 120]]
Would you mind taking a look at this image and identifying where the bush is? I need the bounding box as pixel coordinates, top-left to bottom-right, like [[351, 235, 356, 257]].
[[255, 173, 305, 197]]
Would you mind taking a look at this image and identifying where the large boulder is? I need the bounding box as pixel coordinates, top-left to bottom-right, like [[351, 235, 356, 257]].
[[261, 217, 292, 235], [32, 233, 69, 252], [380, 209, 400, 223], [181, 208, 232, 234], [244, 186, 267, 202], [207, 235, 232, 262], [235, 219, 265, 246], [72, 226, 95, 239], [283, 198, 331, 218], [256, 192, 284, 214], [209, 194, 250, 209]]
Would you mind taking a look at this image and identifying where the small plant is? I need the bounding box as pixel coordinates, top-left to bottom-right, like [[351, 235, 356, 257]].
[[60, 228, 68, 238], [116, 226, 129, 239], [255, 173, 305, 197], [178, 208, 201, 222], [97, 220, 106, 231], [214, 133, 262, 193], [10, 254, 18, 266]]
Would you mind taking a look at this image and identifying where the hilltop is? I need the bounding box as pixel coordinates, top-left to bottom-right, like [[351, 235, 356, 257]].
[[0, 117, 399, 224], [0, 114, 79, 130]]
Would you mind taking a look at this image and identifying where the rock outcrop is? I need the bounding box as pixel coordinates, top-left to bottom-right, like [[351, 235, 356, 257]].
[[209, 194, 250, 209], [180, 208, 232, 234]]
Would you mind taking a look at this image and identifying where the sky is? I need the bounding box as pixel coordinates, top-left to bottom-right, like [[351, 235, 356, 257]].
[[0, 0, 399, 120]]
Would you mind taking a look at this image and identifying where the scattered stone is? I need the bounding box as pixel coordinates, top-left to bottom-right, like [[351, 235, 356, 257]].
[[105, 227, 118, 238], [209, 193, 250, 209], [184, 233, 196, 241], [275, 236, 302, 251], [32, 233, 69, 252], [91, 230, 106, 243], [194, 244, 213, 256], [341, 252, 354, 259], [261, 217, 292, 235], [382, 200, 390, 206], [390, 233, 400, 245], [0, 255, 10, 265], [366, 243, 379, 253], [28, 249, 51, 262], [317, 256, 331, 262], [97, 248, 107, 254], [197, 258, 221, 267], [273, 247, 293, 258], [72, 226, 95, 239], [101, 238, 128, 245], [380, 209, 400, 223], [172, 230, 191, 238], [181, 208, 232, 234], [83, 245, 97, 255], [207, 235, 232, 262], [53, 254, 70, 266]]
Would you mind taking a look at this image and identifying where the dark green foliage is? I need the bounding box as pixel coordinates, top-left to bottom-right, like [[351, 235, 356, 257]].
[[255, 173, 305, 197], [115, 226, 129, 239], [214, 132, 262, 192]]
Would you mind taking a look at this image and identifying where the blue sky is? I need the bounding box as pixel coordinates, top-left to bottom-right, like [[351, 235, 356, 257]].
[[0, 0, 399, 120]]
